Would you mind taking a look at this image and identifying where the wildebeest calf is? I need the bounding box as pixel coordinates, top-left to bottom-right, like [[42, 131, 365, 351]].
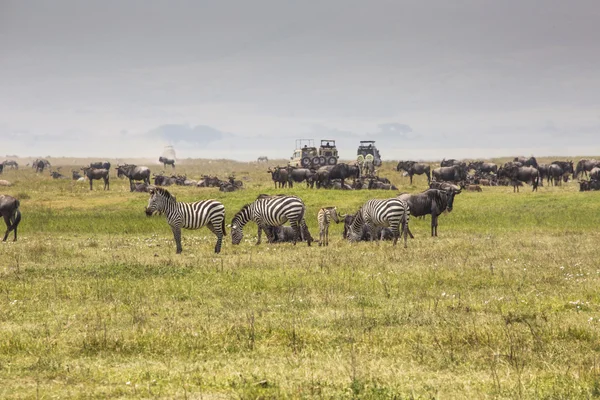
[[0, 195, 21, 241]]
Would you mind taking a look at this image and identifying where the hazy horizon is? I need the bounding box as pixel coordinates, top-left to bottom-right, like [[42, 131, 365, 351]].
[[2, 1, 599, 160]]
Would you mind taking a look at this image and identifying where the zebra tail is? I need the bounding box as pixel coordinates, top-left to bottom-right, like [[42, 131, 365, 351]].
[[221, 217, 226, 237]]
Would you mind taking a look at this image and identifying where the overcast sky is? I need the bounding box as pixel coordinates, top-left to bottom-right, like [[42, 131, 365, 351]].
[[1, 0, 599, 161]]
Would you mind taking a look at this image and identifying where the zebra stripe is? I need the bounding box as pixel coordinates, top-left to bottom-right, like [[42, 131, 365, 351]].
[[145, 187, 226, 254], [317, 207, 339, 246], [231, 195, 311, 246], [347, 198, 410, 247]]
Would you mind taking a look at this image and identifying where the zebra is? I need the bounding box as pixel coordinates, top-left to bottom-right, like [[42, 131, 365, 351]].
[[346, 198, 410, 248], [231, 195, 311, 246], [317, 206, 339, 246], [145, 187, 226, 254]]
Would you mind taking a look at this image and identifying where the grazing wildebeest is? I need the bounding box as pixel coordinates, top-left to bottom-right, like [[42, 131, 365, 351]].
[[0, 194, 21, 242], [159, 156, 175, 169], [547, 164, 564, 186], [317, 206, 339, 246], [441, 158, 461, 167], [432, 165, 467, 183], [345, 198, 410, 247], [116, 164, 151, 192], [396, 161, 431, 184], [574, 159, 600, 179], [288, 167, 314, 187], [398, 188, 456, 237], [90, 161, 111, 170], [2, 161, 18, 170], [81, 167, 110, 190], [328, 163, 359, 190], [145, 187, 226, 254], [257, 156, 269, 163], [514, 156, 538, 168], [500, 165, 539, 192], [342, 214, 394, 241]]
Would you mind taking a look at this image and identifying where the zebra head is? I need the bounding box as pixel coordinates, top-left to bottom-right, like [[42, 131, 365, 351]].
[[231, 204, 251, 244], [346, 208, 365, 242], [329, 206, 340, 224], [145, 187, 173, 216]]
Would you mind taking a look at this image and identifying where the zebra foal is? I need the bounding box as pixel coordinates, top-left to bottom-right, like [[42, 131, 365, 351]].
[[317, 206, 339, 246], [346, 198, 410, 248], [231, 194, 311, 246], [145, 187, 226, 254]]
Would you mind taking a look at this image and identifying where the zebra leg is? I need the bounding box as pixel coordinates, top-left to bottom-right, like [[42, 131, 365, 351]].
[[256, 225, 263, 245], [290, 221, 300, 245], [171, 225, 183, 253], [301, 220, 312, 246], [325, 225, 329, 246], [206, 223, 223, 254]]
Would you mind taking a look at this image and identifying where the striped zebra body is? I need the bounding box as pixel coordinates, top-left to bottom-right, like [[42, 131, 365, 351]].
[[317, 206, 339, 246], [347, 198, 410, 247], [145, 187, 226, 254], [231, 195, 311, 246]]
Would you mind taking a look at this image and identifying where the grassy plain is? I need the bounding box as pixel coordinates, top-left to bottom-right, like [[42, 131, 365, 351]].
[[0, 158, 599, 399]]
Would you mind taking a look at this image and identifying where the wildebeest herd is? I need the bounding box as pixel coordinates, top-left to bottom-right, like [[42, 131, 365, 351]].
[[1, 156, 598, 256]]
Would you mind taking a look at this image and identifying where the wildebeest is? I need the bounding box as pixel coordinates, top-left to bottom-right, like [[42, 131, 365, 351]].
[[396, 161, 431, 184], [429, 181, 462, 193], [81, 167, 110, 190], [328, 163, 359, 189], [514, 156, 538, 168], [257, 156, 269, 163], [0, 194, 21, 241], [500, 165, 540, 188], [72, 170, 83, 180], [0, 164, 3, 174], [579, 180, 600, 191], [263, 225, 313, 243], [132, 182, 151, 192], [441, 158, 461, 167], [547, 164, 565, 186], [367, 178, 397, 190], [467, 161, 497, 174], [116, 164, 151, 192], [575, 159, 600, 179], [2, 161, 18, 170], [90, 161, 111, 170], [342, 214, 394, 241], [432, 165, 467, 183], [159, 156, 175, 169], [34, 159, 50, 173], [268, 166, 291, 188], [590, 167, 600, 181], [288, 168, 314, 187], [398, 188, 456, 237], [50, 171, 67, 179], [153, 173, 177, 186]]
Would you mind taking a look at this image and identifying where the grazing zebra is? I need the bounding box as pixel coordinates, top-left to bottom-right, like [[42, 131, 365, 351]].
[[231, 195, 311, 246], [346, 198, 410, 247], [145, 187, 226, 254], [317, 206, 339, 246]]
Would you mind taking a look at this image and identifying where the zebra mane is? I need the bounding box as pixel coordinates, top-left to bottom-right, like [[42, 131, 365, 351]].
[[233, 204, 252, 221], [152, 187, 175, 200]]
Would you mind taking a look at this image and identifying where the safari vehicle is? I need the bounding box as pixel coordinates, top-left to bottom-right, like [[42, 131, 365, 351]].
[[356, 140, 382, 166], [290, 139, 339, 168]]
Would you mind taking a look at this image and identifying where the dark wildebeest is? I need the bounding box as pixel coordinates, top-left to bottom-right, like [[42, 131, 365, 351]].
[[441, 158, 461, 167], [574, 159, 600, 179], [50, 171, 67, 179], [35, 159, 50, 173], [514, 156, 538, 168], [342, 214, 394, 241], [116, 164, 151, 192], [159, 156, 175, 169], [268, 166, 291, 188], [72, 170, 83, 180], [90, 161, 111, 170], [132, 182, 151, 192], [153, 173, 177, 186], [547, 164, 564, 186], [551, 160, 574, 181], [328, 163, 359, 189], [590, 167, 600, 181], [2, 161, 18, 170], [467, 161, 497, 174], [0, 164, 3, 174], [367, 178, 397, 190], [579, 179, 600, 191], [537, 164, 549, 184], [398, 188, 456, 237], [430, 181, 462, 194], [288, 168, 314, 188], [432, 165, 467, 183], [257, 156, 269, 163], [310, 166, 334, 189], [263, 225, 313, 243], [81, 167, 110, 190], [499, 165, 539, 192], [0, 195, 21, 242], [396, 161, 431, 184]]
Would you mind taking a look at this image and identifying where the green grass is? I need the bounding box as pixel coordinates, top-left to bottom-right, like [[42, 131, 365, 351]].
[[1, 159, 600, 399]]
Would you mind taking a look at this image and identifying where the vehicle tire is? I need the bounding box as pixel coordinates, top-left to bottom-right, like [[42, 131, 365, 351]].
[[312, 157, 321, 167], [319, 156, 327, 165], [301, 157, 311, 167], [328, 156, 337, 165]]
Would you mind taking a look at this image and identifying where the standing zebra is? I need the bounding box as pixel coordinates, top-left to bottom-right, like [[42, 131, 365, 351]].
[[231, 195, 311, 246], [317, 206, 340, 246], [145, 187, 226, 254], [346, 198, 410, 248]]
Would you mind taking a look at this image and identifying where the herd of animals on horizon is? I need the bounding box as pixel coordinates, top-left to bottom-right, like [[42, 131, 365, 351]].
[[0, 156, 599, 255]]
